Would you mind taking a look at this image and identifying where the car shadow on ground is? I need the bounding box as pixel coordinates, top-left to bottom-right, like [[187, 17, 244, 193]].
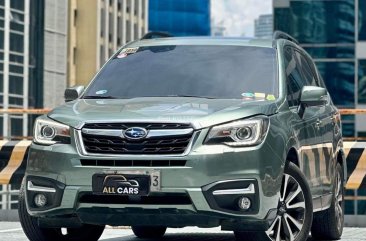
[[101, 233, 336, 241]]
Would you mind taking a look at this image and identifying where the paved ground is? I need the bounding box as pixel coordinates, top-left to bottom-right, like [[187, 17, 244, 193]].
[[0, 222, 365, 241]]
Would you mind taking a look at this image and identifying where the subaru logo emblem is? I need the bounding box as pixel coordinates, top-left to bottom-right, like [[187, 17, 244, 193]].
[[123, 127, 148, 140]]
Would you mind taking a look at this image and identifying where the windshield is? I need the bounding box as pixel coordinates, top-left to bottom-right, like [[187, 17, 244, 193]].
[[84, 45, 278, 100]]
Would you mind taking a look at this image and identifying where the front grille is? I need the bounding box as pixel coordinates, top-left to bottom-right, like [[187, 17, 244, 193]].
[[81, 123, 194, 155], [78, 192, 192, 205], [80, 159, 186, 167]]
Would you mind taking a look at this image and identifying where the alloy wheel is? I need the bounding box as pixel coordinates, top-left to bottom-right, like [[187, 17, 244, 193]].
[[266, 174, 306, 241], [335, 170, 344, 232]]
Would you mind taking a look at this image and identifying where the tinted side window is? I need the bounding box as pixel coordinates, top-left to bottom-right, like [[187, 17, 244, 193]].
[[284, 47, 305, 107], [296, 50, 318, 86]]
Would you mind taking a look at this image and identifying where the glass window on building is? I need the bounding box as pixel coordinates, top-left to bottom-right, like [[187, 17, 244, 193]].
[[9, 74, 23, 95], [9, 64, 23, 73], [126, 20, 130, 41], [9, 32, 24, 53], [0, 17, 4, 29], [100, 8, 105, 37], [134, 23, 138, 39], [99, 45, 105, 68], [10, 0, 24, 11], [0, 30, 4, 50], [9, 53, 23, 64], [0, 0, 4, 7], [118, 0, 122, 11], [316, 61, 355, 107], [9, 96, 23, 107], [341, 115, 355, 137], [10, 117, 23, 137], [10, 21, 24, 32], [274, 0, 355, 44], [10, 11, 24, 23], [0, 73, 3, 92], [360, 0, 366, 40], [149, 0, 210, 36], [109, 12, 113, 42], [303, 46, 355, 59], [358, 60, 366, 104]]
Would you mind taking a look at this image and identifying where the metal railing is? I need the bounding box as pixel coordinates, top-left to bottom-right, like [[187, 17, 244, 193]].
[[0, 109, 49, 211], [0, 184, 20, 210]]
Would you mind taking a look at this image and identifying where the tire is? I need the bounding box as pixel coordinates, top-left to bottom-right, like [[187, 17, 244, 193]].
[[132, 226, 167, 239], [235, 162, 313, 241], [18, 183, 105, 241], [311, 163, 344, 240]]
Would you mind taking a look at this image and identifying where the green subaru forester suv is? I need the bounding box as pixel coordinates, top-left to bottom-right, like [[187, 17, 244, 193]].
[[19, 32, 346, 241]]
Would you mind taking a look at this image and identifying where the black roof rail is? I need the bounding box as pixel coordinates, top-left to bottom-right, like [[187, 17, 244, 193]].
[[141, 31, 174, 40], [273, 31, 299, 45]]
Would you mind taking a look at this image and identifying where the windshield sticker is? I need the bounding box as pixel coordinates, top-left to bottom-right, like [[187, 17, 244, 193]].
[[96, 90, 108, 95], [241, 92, 255, 100], [117, 52, 128, 58], [120, 47, 139, 54], [266, 94, 276, 101], [254, 93, 266, 99]]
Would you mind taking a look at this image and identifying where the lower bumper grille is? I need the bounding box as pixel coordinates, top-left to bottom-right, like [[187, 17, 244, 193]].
[[78, 192, 192, 205], [80, 159, 186, 167]]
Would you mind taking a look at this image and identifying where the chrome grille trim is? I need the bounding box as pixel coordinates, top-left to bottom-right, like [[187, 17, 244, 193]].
[[75, 127, 199, 157], [81, 128, 194, 138]]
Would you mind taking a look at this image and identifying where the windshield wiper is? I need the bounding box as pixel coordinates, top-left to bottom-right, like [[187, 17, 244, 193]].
[[83, 95, 117, 99]]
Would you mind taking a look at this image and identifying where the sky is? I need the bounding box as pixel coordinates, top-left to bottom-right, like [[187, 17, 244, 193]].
[[211, 0, 273, 37]]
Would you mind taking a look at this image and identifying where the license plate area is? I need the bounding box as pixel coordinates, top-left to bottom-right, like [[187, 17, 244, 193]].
[[92, 170, 161, 196]]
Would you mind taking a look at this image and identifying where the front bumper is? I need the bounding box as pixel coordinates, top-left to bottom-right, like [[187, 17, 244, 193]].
[[24, 127, 285, 231]]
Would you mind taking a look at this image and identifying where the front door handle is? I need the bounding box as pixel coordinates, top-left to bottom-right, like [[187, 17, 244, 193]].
[[315, 120, 322, 129]]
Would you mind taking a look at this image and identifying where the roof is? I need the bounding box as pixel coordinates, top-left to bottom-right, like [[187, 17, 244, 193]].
[[127, 36, 274, 48]]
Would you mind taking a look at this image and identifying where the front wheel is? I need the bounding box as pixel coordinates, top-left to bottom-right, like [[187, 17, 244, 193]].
[[18, 184, 105, 241], [235, 162, 313, 241]]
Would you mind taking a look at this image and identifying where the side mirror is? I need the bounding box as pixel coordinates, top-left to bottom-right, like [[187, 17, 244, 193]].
[[64, 85, 85, 102], [298, 86, 328, 118]]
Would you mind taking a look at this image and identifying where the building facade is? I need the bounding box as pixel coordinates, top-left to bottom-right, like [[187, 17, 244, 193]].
[[274, 0, 366, 217], [149, 0, 210, 36], [274, 0, 366, 138], [0, 0, 68, 138], [254, 14, 273, 38], [68, 0, 148, 87]]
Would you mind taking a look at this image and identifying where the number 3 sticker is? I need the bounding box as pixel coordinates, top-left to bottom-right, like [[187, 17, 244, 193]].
[[150, 171, 161, 192], [153, 175, 159, 187]]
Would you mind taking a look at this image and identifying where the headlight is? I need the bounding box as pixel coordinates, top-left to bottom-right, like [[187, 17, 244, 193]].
[[34, 118, 71, 145], [204, 116, 270, 147]]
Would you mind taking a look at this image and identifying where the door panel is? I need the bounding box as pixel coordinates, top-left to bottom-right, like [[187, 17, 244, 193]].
[[294, 107, 324, 198]]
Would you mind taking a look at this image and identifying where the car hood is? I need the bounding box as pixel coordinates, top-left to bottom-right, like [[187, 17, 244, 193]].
[[48, 97, 279, 129]]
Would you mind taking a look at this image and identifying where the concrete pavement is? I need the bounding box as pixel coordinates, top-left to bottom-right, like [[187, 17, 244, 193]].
[[0, 222, 365, 241]]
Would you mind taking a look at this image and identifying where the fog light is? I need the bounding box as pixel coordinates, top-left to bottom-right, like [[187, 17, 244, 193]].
[[238, 197, 251, 210], [34, 194, 47, 207]]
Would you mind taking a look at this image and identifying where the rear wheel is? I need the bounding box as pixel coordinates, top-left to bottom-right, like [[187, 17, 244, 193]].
[[311, 163, 344, 240], [132, 226, 167, 239], [235, 162, 313, 241], [18, 183, 105, 241]]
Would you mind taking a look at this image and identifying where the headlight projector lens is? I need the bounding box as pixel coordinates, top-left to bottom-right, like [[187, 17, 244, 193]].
[[236, 127, 252, 140], [41, 126, 56, 138]]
